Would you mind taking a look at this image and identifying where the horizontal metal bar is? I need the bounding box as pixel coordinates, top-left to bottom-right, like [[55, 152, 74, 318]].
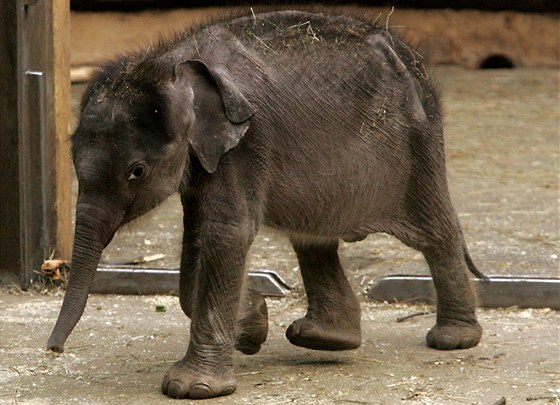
[[367, 274, 560, 309], [91, 266, 290, 297], [245, 269, 291, 297]]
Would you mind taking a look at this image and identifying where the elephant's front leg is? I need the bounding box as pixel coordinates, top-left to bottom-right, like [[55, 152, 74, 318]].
[[162, 219, 252, 399], [234, 288, 268, 355], [177, 192, 268, 357], [286, 239, 362, 351]]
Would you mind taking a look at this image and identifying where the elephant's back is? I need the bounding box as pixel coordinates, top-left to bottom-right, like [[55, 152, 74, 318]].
[[224, 10, 382, 52], [193, 11, 444, 238]]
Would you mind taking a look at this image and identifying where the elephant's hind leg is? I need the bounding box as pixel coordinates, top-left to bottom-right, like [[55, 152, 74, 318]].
[[423, 247, 482, 350], [395, 171, 482, 350], [286, 239, 361, 351]]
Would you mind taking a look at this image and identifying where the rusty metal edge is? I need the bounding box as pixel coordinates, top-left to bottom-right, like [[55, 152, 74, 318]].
[[91, 266, 289, 297], [367, 274, 560, 309]]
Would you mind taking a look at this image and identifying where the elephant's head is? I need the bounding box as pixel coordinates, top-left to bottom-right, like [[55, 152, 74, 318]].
[[47, 57, 255, 352]]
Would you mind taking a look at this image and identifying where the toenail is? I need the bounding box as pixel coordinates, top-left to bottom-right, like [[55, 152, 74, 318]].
[[166, 380, 186, 399], [190, 383, 212, 399]]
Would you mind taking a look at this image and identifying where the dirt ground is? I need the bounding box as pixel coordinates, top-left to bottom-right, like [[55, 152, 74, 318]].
[[0, 292, 558, 404], [1, 7, 559, 405]]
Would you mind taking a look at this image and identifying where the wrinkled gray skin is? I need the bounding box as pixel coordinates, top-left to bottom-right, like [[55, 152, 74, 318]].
[[47, 11, 484, 399]]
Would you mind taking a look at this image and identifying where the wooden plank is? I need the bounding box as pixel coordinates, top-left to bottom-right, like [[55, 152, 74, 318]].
[[17, 0, 50, 287], [47, 0, 73, 260], [0, 1, 20, 277], [0, 0, 72, 286]]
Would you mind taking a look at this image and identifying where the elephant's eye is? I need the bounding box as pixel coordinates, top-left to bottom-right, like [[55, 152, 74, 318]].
[[127, 163, 147, 181]]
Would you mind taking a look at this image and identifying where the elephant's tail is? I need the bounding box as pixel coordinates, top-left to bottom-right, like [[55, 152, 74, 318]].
[[464, 249, 488, 281]]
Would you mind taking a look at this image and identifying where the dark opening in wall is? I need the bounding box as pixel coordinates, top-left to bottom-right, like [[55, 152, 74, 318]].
[[479, 54, 515, 69]]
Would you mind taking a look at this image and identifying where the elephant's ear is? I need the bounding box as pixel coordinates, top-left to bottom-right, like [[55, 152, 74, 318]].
[[171, 59, 256, 173]]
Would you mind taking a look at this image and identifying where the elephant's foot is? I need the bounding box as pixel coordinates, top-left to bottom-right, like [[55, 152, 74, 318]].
[[235, 289, 269, 355], [161, 360, 236, 399], [427, 320, 482, 350], [286, 310, 361, 351]]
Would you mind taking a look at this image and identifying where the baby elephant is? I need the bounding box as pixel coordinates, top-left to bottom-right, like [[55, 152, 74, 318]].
[[47, 10, 484, 399]]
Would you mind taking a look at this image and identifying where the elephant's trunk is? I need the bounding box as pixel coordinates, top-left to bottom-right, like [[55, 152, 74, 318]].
[[47, 198, 122, 353]]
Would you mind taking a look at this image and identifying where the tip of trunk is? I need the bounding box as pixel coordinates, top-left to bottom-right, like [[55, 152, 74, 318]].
[[48, 327, 71, 353], [47, 339, 65, 353], [46, 199, 122, 355]]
